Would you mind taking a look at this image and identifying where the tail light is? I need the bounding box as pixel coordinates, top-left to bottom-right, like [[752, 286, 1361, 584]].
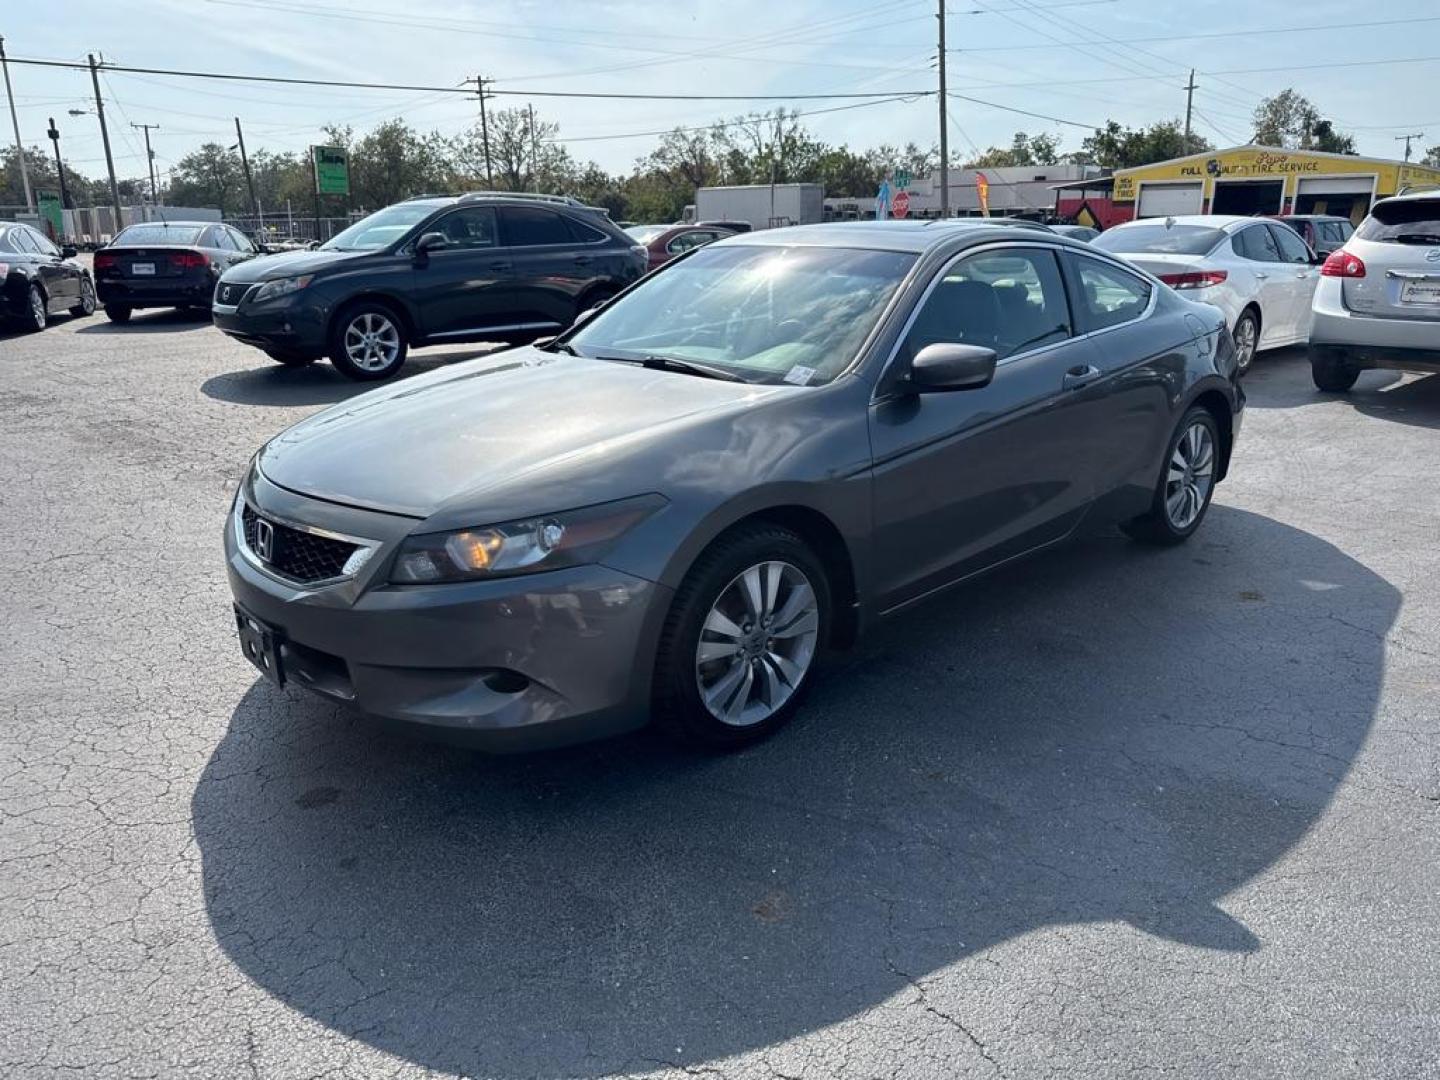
[[0, 262, 8, 276], [170, 251, 210, 269], [93, 252, 116, 270], [1158, 270, 1228, 290], [1321, 250, 1365, 278]]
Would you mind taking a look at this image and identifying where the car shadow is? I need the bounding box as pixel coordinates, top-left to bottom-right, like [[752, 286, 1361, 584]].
[[199, 345, 514, 407], [194, 506, 1397, 1077], [75, 308, 213, 334], [1245, 353, 1439, 430]]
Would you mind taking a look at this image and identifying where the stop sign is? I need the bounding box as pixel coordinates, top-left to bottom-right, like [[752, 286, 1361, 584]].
[[892, 190, 910, 219]]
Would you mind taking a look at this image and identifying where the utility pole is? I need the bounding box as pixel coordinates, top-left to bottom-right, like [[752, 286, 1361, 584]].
[[131, 121, 160, 205], [87, 54, 123, 230], [936, 0, 949, 218], [527, 103, 538, 192], [46, 118, 71, 213], [233, 117, 259, 220], [1183, 69, 1197, 152], [476, 76, 493, 187], [1, 36, 35, 213], [1395, 133, 1424, 162]]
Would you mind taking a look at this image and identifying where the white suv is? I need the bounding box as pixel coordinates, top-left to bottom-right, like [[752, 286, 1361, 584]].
[[1309, 190, 1440, 391]]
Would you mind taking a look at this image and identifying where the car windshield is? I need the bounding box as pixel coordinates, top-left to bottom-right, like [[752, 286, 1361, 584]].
[[625, 225, 669, 243], [1093, 224, 1227, 255], [113, 224, 204, 245], [322, 203, 438, 251], [1356, 199, 1440, 244], [565, 244, 916, 384]]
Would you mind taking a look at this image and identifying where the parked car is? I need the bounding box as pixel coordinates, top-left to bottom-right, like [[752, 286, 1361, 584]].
[[1274, 214, 1354, 256], [1308, 190, 1440, 391], [226, 222, 1242, 751], [1051, 224, 1100, 243], [1094, 214, 1320, 373], [694, 219, 753, 234], [626, 223, 736, 271], [0, 221, 95, 331], [94, 220, 259, 322], [213, 193, 647, 380]]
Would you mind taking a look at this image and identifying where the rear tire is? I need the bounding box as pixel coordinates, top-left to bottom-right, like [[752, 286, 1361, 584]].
[[264, 348, 318, 367], [1122, 406, 1220, 546], [1231, 309, 1259, 375], [70, 277, 96, 318], [21, 284, 47, 332], [104, 304, 132, 323], [1312, 350, 1360, 393], [328, 301, 408, 381], [653, 524, 831, 750]]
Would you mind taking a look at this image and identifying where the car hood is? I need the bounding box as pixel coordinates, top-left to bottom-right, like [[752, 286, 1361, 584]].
[[220, 247, 371, 283], [257, 347, 790, 520]]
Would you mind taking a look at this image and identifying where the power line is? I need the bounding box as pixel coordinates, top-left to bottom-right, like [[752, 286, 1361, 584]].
[[947, 92, 1098, 130], [554, 94, 926, 145], [945, 14, 1440, 51]]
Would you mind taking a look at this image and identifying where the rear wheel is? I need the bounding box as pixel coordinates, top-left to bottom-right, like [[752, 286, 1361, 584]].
[[654, 524, 830, 749], [1122, 406, 1220, 546], [70, 277, 96, 318], [1232, 310, 1259, 375], [104, 304, 132, 323], [264, 347, 318, 367], [21, 284, 47, 331], [1312, 350, 1360, 393], [329, 302, 408, 381]]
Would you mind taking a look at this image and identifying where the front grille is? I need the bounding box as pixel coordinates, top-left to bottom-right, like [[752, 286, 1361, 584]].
[[242, 503, 360, 584], [217, 282, 248, 305]]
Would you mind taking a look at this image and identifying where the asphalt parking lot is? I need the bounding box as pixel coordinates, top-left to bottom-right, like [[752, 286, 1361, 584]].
[[2, 308, 1438, 1079]]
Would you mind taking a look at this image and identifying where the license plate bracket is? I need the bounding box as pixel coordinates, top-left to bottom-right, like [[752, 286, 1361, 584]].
[[131, 262, 155, 276], [1400, 279, 1440, 305], [234, 604, 285, 686]]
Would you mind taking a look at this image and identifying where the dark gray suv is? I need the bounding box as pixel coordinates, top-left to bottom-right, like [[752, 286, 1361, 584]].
[[212, 193, 646, 380]]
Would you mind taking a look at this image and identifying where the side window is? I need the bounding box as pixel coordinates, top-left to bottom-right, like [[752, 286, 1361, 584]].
[[499, 206, 572, 247], [12, 228, 39, 254], [209, 227, 235, 251], [228, 228, 255, 253], [666, 231, 710, 255], [1269, 223, 1312, 264], [30, 228, 60, 256], [564, 215, 609, 243], [431, 207, 497, 250], [1073, 256, 1152, 332], [1234, 225, 1281, 263], [900, 247, 1071, 364]]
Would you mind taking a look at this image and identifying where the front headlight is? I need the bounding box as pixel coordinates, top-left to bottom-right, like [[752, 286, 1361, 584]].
[[251, 274, 313, 303], [390, 494, 666, 584]]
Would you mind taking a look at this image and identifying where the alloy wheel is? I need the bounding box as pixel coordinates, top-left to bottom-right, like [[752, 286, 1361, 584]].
[[1233, 316, 1257, 373], [79, 279, 96, 314], [29, 287, 46, 329], [695, 560, 820, 727], [1166, 420, 1215, 530], [343, 312, 401, 372]]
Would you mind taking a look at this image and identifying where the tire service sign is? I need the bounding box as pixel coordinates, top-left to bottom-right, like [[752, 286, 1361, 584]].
[[311, 146, 350, 196]]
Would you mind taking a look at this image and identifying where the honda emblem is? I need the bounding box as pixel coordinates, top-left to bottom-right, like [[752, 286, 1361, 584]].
[[254, 518, 275, 562]]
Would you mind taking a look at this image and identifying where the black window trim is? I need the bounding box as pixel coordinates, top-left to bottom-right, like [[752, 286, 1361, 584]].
[[1265, 221, 1314, 265]]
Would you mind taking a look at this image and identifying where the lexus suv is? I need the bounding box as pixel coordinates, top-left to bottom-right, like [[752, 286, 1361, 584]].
[[212, 193, 647, 380], [1309, 190, 1440, 391]]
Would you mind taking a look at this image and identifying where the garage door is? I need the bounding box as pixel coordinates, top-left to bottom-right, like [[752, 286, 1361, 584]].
[[1137, 181, 1203, 218], [1295, 176, 1374, 221], [1297, 177, 1373, 197]]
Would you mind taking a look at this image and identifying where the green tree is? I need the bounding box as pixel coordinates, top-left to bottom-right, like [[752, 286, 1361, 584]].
[[1252, 89, 1355, 153], [167, 143, 245, 213], [1, 145, 103, 208], [1073, 120, 1210, 169], [963, 131, 1062, 169], [1422, 145, 1440, 168]]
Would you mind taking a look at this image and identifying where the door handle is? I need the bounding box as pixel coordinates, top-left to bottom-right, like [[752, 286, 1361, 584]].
[[481, 261, 508, 272], [1063, 364, 1103, 390], [1253, 271, 1269, 280], [573, 255, 594, 265]]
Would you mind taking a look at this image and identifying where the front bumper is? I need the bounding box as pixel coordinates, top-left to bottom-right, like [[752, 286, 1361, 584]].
[[212, 291, 330, 352], [224, 474, 671, 751]]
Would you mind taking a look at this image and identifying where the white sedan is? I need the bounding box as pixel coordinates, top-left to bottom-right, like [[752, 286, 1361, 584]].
[[1094, 215, 1321, 373]]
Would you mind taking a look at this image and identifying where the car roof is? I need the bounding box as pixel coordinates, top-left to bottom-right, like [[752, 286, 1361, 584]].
[[1112, 215, 1266, 233], [711, 219, 1068, 254], [1377, 188, 1440, 204], [1279, 214, 1349, 221], [119, 220, 215, 228]]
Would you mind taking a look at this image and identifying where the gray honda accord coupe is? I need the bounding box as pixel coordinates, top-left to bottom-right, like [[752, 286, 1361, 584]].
[[227, 221, 1243, 750]]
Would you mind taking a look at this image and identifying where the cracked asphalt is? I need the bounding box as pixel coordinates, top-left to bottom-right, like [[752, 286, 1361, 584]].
[[2, 303, 1438, 1079]]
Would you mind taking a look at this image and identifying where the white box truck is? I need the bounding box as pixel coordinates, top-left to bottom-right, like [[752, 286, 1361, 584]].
[[694, 184, 824, 231]]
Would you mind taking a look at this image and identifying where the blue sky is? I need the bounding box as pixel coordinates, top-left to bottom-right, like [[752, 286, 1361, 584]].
[[5, 0, 1438, 182]]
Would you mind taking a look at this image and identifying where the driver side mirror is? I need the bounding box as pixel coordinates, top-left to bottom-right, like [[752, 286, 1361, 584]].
[[908, 342, 998, 392], [61, 244, 78, 259], [414, 232, 448, 261]]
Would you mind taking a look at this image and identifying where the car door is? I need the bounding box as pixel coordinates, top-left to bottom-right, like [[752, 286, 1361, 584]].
[[1231, 223, 1296, 344], [868, 243, 1099, 611], [407, 206, 516, 339], [21, 227, 75, 306], [1266, 221, 1319, 342], [498, 205, 594, 332]]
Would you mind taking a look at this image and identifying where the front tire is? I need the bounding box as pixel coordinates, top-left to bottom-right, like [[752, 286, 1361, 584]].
[[329, 302, 408, 381], [653, 524, 831, 749], [1312, 350, 1360, 393], [70, 278, 96, 318], [1231, 309, 1259, 375], [1122, 406, 1220, 546], [104, 304, 132, 323]]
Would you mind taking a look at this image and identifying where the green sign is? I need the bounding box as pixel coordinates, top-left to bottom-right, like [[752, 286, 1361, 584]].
[[37, 190, 63, 240], [894, 169, 912, 190], [311, 145, 350, 196]]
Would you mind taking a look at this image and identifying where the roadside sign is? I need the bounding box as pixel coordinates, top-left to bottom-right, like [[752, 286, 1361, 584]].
[[892, 190, 910, 219], [894, 169, 911, 190], [37, 190, 63, 240], [311, 146, 350, 197]]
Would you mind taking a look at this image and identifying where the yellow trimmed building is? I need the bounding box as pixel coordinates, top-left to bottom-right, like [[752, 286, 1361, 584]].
[[1111, 145, 1440, 225]]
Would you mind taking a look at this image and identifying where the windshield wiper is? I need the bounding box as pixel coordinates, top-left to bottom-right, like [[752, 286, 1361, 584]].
[[595, 352, 747, 382], [1392, 233, 1440, 245]]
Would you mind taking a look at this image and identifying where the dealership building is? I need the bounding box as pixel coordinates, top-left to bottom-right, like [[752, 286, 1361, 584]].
[[1056, 145, 1440, 228]]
